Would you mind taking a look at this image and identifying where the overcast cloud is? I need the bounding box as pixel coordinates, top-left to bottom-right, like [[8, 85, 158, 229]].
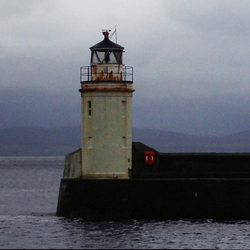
[[1, 0, 250, 136]]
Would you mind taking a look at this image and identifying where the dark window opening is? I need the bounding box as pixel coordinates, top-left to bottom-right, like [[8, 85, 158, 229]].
[[88, 101, 92, 116]]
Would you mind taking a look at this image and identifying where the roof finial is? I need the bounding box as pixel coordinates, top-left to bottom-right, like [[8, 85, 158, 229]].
[[102, 29, 111, 39]]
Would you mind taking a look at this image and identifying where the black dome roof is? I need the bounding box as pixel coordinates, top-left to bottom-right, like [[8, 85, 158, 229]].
[[90, 37, 124, 51]]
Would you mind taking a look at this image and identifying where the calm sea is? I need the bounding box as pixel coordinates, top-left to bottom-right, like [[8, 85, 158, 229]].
[[1, 156, 250, 249]]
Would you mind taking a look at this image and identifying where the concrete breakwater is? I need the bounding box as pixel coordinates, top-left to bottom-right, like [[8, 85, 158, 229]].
[[57, 142, 250, 220], [57, 178, 250, 220], [131, 142, 250, 179]]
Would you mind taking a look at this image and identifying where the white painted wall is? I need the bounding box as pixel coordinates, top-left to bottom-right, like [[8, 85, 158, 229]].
[[80, 82, 134, 179]]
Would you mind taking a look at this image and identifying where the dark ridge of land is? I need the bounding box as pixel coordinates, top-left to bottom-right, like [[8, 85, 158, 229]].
[[0, 126, 250, 156]]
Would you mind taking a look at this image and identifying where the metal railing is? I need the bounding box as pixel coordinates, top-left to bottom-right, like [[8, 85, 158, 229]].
[[80, 65, 133, 82]]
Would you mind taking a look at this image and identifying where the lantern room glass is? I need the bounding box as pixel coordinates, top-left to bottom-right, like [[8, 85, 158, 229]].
[[91, 50, 123, 65]]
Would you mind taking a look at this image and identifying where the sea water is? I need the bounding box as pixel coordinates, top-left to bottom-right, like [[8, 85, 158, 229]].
[[1, 156, 250, 249]]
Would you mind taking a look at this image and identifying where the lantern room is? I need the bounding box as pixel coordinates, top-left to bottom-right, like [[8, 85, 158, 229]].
[[90, 30, 124, 65], [80, 30, 133, 82]]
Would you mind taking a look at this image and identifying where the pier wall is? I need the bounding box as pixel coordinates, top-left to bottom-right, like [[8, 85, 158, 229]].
[[57, 142, 250, 220], [131, 142, 250, 178], [63, 148, 82, 178], [57, 178, 250, 220]]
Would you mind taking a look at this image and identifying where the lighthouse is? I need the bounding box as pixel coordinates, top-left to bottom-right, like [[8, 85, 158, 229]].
[[57, 30, 250, 221], [57, 30, 144, 219], [79, 30, 134, 179]]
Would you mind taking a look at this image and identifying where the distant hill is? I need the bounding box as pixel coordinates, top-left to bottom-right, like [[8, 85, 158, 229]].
[[132, 128, 250, 153], [0, 126, 81, 156], [0, 126, 250, 156]]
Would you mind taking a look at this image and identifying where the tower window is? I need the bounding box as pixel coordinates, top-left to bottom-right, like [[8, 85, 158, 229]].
[[122, 100, 126, 117], [87, 101, 92, 116], [88, 136, 93, 148], [122, 136, 127, 148]]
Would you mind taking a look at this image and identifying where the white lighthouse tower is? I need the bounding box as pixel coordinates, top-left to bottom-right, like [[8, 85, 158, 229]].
[[79, 30, 134, 179]]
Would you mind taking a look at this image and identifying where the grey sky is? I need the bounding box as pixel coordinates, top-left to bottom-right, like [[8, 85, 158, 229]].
[[1, 0, 250, 136]]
